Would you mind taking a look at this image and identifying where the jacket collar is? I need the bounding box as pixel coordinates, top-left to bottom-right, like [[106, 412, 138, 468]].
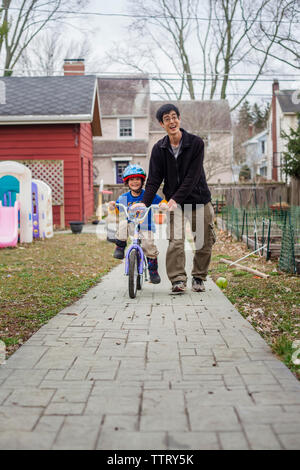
[[159, 128, 191, 149]]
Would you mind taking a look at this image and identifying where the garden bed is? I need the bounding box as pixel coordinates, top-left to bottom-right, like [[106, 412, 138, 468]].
[[210, 228, 300, 379]]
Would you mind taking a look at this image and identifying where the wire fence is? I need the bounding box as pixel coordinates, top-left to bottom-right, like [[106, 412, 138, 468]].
[[217, 204, 300, 274]]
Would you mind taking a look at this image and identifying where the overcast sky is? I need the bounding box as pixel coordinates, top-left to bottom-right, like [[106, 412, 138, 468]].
[[7, 0, 300, 110], [59, 0, 299, 108]]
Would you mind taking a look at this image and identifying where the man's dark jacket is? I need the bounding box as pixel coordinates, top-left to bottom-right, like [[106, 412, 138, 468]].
[[143, 128, 211, 207]]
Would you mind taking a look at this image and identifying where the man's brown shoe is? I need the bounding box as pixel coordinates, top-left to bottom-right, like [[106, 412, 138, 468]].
[[192, 277, 206, 292], [171, 281, 186, 293]]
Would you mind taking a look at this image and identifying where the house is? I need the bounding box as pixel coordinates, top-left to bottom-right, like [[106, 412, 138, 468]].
[[241, 129, 268, 180], [0, 68, 101, 227], [149, 100, 233, 183], [267, 80, 300, 182], [93, 75, 149, 185], [93, 75, 233, 186]]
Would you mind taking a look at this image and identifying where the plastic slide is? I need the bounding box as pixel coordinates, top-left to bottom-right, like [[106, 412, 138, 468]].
[[0, 200, 20, 248]]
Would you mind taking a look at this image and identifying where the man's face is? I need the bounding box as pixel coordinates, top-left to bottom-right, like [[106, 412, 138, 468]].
[[160, 111, 181, 136]]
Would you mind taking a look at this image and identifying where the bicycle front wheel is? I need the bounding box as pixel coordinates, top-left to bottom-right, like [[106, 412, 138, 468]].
[[128, 249, 139, 298]]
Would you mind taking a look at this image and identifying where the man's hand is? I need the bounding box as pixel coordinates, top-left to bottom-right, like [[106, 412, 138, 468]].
[[108, 200, 116, 211], [158, 202, 168, 210], [167, 199, 177, 211]]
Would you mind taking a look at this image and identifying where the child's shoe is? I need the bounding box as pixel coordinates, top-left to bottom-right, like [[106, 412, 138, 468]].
[[147, 257, 161, 284], [113, 240, 126, 259]]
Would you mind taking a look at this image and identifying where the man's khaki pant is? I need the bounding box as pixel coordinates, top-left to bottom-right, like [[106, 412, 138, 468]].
[[166, 202, 216, 284], [116, 219, 159, 259]]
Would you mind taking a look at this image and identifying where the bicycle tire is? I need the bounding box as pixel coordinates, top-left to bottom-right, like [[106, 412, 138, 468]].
[[137, 268, 143, 290], [128, 249, 139, 298]]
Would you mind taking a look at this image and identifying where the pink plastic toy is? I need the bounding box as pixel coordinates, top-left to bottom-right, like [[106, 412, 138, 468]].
[[0, 199, 20, 248]]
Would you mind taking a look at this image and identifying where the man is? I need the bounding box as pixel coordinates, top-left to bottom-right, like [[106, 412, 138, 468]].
[[141, 103, 216, 293]]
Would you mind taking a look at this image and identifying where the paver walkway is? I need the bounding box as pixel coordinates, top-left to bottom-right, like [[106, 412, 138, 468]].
[[0, 236, 300, 450]]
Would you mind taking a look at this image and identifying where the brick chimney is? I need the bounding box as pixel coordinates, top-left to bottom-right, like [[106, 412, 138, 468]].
[[248, 123, 254, 138], [272, 79, 279, 181], [63, 59, 85, 76]]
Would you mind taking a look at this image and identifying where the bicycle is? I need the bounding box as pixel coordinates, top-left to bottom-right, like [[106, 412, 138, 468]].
[[116, 203, 161, 299]]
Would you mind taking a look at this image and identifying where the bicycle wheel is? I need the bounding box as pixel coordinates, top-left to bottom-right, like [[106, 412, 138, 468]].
[[137, 263, 143, 290], [128, 249, 139, 298]]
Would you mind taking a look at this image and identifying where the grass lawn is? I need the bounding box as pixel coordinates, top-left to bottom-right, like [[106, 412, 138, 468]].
[[0, 234, 120, 357], [210, 229, 300, 380]]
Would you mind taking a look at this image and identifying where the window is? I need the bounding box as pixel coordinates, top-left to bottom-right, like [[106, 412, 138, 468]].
[[261, 140, 265, 154], [119, 119, 133, 137], [116, 161, 129, 184]]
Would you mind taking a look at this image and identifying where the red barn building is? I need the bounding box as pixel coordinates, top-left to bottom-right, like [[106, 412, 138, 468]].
[[0, 74, 101, 227]]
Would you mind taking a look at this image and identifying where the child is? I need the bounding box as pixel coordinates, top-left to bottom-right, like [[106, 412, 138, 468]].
[[108, 164, 167, 284]]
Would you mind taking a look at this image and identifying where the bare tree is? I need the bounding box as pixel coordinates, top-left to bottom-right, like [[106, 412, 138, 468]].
[[0, 6, 9, 57], [107, 0, 300, 108], [19, 29, 94, 76], [0, 0, 88, 76]]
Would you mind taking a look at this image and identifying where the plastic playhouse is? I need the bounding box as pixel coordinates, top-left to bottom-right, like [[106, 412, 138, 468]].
[[0, 161, 53, 248]]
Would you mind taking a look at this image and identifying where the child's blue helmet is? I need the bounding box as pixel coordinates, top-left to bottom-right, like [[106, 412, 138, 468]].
[[122, 164, 146, 182]]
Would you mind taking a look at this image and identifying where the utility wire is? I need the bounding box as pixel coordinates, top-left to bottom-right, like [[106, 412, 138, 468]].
[[2, 6, 300, 24], [0, 69, 299, 82]]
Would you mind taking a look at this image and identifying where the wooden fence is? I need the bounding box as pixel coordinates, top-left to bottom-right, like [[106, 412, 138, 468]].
[[93, 181, 297, 212], [209, 182, 290, 208]]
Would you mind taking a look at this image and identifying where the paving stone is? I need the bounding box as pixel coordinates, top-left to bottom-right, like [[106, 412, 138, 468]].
[[85, 386, 141, 416], [236, 406, 300, 424], [53, 416, 102, 450], [278, 433, 300, 450], [218, 431, 250, 450], [1, 369, 48, 388], [0, 430, 56, 450], [4, 346, 48, 370], [244, 424, 282, 450], [0, 406, 42, 431], [102, 414, 138, 432], [4, 388, 54, 407], [0, 368, 13, 385], [188, 406, 241, 432], [167, 432, 220, 450], [34, 416, 65, 434], [186, 388, 253, 407], [51, 385, 92, 404], [0, 389, 12, 405], [45, 402, 85, 416], [96, 431, 168, 450], [272, 422, 300, 434], [241, 374, 279, 386], [252, 391, 300, 406]]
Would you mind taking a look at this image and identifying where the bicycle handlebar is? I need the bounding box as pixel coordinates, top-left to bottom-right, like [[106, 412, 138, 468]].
[[115, 203, 161, 223]]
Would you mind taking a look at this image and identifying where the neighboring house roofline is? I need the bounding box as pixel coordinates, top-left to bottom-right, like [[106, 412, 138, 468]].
[[101, 114, 148, 118], [275, 89, 300, 114], [241, 129, 268, 147]]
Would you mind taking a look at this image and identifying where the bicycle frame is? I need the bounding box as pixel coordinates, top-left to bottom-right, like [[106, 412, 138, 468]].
[[115, 203, 160, 276]]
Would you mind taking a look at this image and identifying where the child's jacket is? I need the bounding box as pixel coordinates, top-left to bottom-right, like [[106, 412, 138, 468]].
[[116, 189, 163, 232]]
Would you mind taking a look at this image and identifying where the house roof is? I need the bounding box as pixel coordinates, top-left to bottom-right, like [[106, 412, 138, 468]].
[[242, 129, 268, 147], [0, 75, 102, 135], [93, 139, 148, 156], [276, 89, 300, 114], [98, 75, 149, 116], [150, 100, 232, 133]]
